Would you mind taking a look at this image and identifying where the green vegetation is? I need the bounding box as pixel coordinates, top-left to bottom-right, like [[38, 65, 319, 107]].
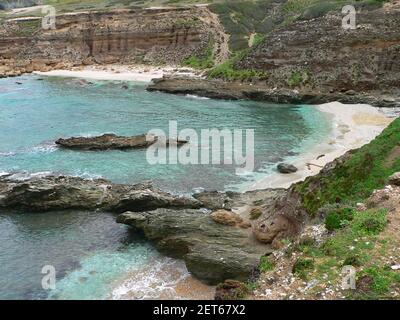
[[14, 19, 40, 36], [287, 70, 310, 87], [293, 208, 400, 299], [207, 50, 268, 81], [183, 43, 214, 69], [295, 118, 400, 216], [352, 209, 387, 235], [259, 255, 274, 273], [325, 207, 355, 231], [292, 257, 315, 279]]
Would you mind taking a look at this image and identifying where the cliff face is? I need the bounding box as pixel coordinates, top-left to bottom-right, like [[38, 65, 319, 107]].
[[237, 4, 400, 94], [0, 6, 227, 76]]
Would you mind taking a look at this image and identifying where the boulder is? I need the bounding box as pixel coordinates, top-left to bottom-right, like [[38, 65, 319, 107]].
[[253, 214, 299, 245], [117, 208, 272, 284], [211, 210, 251, 229], [277, 163, 298, 174], [388, 172, 400, 186]]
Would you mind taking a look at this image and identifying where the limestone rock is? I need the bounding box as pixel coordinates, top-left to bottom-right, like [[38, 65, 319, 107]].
[[211, 210, 244, 227], [253, 214, 299, 244], [0, 174, 200, 212], [117, 208, 272, 284]]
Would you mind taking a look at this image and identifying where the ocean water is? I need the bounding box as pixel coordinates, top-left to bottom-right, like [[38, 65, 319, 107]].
[[0, 75, 332, 299]]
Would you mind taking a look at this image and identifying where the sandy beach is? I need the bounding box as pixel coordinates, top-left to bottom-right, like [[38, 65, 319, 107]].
[[34, 64, 200, 82], [35, 66, 395, 192], [248, 102, 395, 190]]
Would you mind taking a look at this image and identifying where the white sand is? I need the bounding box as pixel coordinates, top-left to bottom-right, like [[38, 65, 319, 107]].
[[34, 65, 199, 83], [247, 102, 394, 191]]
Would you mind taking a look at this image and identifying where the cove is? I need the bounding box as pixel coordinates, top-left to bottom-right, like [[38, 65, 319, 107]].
[[0, 75, 331, 299]]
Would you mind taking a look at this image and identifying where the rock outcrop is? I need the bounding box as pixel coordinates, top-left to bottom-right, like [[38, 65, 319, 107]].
[[237, 4, 400, 98], [55, 133, 187, 151], [0, 173, 200, 212], [147, 76, 400, 108], [117, 208, 271, 284]]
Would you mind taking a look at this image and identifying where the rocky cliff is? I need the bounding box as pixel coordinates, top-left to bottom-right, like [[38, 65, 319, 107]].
[[0, 6, 228, 77], [237, 3, 400, 95]]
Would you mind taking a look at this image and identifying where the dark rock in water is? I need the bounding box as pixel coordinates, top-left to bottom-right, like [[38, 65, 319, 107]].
[[215, 280, 249, 300], [55, 133, 187, 151], [277, 163, 298, 174], [0, 174, 200, 212], [117, 208, 272, 284], [122, 84, 129, 89]]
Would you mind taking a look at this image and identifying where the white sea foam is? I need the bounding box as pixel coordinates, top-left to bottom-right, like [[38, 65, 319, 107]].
[[71, 171, 104, 180], [8, 171, 53, 181], [30, 143, 58, 154], [111, 257, 190, 300], [186, 94, 210, 100], [0, 152, 15, 157]]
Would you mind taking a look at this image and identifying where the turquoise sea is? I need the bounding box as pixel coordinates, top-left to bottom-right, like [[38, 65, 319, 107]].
[[0, 75, 331, 299]]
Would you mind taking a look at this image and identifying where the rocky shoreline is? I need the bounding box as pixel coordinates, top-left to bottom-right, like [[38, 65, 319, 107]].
[[0, 173, 285, 284], [147, 76, 400, 108]]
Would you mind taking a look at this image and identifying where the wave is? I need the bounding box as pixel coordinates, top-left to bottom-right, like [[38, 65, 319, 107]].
[[185, 94, 210, 100], [0, 151, 15, 157], [71, 171, 104, 180], [29, 142, 58, 154], [111, 256, 214, 300], [7, 171, 53, 181]]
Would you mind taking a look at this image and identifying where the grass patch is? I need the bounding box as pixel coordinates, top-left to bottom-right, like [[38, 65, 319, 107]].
[[291, 208, 399, 299], [259, 255, 274, 273], [292, 257, 315, 279]]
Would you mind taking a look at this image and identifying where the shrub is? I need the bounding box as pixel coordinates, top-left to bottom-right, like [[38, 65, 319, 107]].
[[325, 207, 355, 231]]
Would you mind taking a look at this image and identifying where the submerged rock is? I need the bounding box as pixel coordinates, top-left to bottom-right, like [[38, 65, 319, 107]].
[[55, 133, 187, 151], [0, 174, 200, 212], [117, 208, 272, 284]]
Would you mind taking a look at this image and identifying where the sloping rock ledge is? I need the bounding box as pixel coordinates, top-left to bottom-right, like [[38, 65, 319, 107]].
[[0, 173, 283, 284]]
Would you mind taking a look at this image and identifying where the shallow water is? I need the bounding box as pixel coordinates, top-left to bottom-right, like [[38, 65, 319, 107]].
[[0, 75, 331, 299]]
